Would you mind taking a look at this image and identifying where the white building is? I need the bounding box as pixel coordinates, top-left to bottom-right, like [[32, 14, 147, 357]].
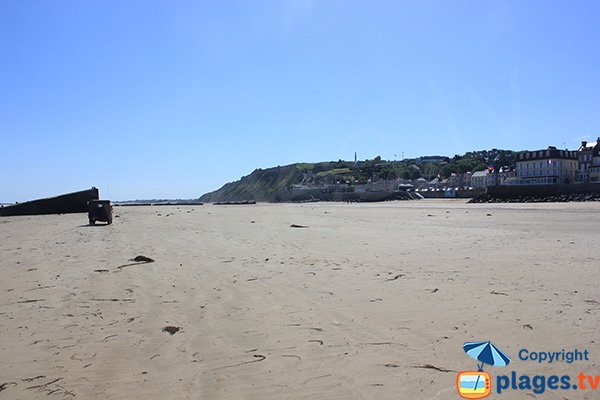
[[515, 147, 578, 184], [471, 170, 489, 188], [486, 167, 516, 186]]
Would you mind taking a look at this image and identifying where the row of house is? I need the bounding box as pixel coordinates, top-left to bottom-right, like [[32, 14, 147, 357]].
[[468, 140, 600, 188], [411, 167, 515, 190], [511, 139, 600, 185], [414, 138, 600, 190], [294, 139, 600, 194]]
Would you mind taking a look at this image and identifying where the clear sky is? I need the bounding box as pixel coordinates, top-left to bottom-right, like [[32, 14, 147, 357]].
[[1, 0, 599, 201]]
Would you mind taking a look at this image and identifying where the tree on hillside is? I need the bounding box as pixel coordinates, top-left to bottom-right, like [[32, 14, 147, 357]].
[[410, 169, 421, 180], [455, 159, 477, 173], [473, 162, 488, 171], [421, 163, 441, 180]]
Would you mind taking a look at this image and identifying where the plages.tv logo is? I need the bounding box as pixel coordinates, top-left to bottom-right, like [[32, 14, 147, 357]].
[[457, 341, 511, 399]]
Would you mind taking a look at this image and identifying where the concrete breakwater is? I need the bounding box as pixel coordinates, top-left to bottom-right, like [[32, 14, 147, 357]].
[[279, 188, 417, 202], [470, 183, 600, 203], [470, 192, 600, 203]]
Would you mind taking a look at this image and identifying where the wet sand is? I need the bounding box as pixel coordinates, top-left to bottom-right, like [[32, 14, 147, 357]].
[[1, 200, 599, 399]]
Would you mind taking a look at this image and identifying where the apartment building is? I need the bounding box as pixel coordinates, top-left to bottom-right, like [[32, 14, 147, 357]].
[[515, 146, 578, 184]]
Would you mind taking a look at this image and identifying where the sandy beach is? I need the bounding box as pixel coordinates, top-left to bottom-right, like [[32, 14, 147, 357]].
[[1, 199, 599, 399]]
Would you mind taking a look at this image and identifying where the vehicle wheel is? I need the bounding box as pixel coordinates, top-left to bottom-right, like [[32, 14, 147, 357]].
[[89, 219, 95, 225]]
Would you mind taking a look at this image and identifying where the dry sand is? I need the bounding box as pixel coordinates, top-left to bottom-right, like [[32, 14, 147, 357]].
[[1, 199, 599, 399]]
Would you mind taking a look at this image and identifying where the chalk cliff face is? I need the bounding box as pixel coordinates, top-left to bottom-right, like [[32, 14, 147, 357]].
[[199, 164, 303, 203]]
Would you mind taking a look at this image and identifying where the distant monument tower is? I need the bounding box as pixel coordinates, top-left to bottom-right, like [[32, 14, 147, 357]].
[[354, 152, 357, 164]]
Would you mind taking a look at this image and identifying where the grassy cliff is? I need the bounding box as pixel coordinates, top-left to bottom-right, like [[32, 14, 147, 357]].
[[199, 164, 304, 203]]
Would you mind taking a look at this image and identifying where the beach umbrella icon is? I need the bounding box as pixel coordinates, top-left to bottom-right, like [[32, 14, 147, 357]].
[[464, 341, 511, 370], [463, 341, 510, 395]]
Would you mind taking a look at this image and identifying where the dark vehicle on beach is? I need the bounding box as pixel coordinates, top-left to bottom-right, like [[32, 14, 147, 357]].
[[88, 200, 113, 225]]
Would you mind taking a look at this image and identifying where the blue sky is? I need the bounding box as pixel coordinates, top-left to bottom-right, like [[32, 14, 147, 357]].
[[1, 0, 599, 201]]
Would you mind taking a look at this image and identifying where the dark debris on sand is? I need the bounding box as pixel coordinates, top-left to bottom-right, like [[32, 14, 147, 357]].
[[133, 255, 154, 263], [162, 326, 181, 335]]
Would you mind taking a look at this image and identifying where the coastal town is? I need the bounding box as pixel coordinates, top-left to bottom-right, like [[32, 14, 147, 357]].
[[283, 138, 600, 202]]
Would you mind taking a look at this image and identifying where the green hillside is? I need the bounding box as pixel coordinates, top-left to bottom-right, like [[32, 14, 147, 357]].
[[199, 164, 304, 203], [199, 150, 515, 202]]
